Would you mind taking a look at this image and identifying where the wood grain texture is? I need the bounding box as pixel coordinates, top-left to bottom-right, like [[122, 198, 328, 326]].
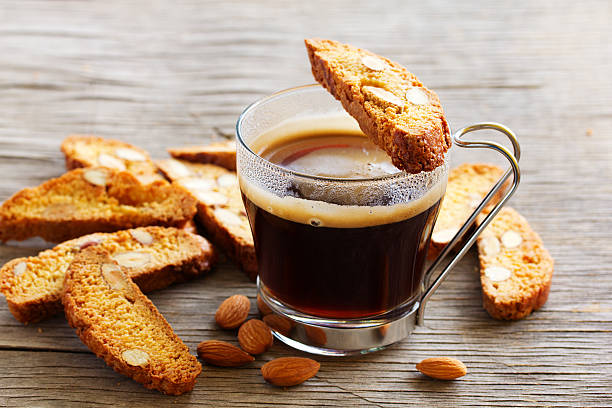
[[1, 0, 611, 406]]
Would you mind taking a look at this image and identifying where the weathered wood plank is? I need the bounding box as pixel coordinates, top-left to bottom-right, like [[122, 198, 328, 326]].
[[0, 0, 611, 406]]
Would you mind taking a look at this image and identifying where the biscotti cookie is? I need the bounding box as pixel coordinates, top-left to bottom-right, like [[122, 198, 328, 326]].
[[429, 163, 505, 258], [0, 167, 197, 243], [61, 135, 164, 184], [157, 159, 256, 281], [476, 207, 554, 320], [62, 246, 202, 395], [168, 140, 236, 171], [305, 38, 451, 174], [0, 227, 216, 324]]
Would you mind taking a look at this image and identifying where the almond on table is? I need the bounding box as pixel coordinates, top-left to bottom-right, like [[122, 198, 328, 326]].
[[237, 319, 273, 355], [429, 163, 506, 258], [197, 340, 254, 367], [168, 139, 237, 171], [476, 207, 554, 320], [157, 158, 257, 281], [261, 357, 320, 387], [416, 357, 467, 380], [0, 227, 216, 324], [0, 167, 197, 243], [215, 294, 251, 329], [62, 246, 202, 395], [61, 135, 164, 184]]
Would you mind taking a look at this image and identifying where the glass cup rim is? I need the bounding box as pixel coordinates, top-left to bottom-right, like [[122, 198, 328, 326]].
[[235, 84, 448, 184]]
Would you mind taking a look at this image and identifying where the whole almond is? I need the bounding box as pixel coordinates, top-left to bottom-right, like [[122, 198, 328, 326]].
[[263, 314, 293, 337], [416, 357, 467, 380], [215, 294, 250, 329], [261, 357, 320, 387], [197, 340, 254, 367], [237, 319, 273, 355]]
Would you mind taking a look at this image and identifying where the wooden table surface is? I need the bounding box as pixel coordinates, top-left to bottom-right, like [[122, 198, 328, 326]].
[[1, 1, 611, 407]]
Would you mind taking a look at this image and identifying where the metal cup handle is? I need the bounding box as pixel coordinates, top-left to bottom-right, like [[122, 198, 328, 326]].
[[417, 122, 521, 324]]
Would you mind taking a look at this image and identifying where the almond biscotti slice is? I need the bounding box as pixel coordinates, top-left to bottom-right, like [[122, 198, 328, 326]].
[[168, 139, 236, 171], [0, 167, 197, 243], [476, 207, 554, 320], [305, 38, 451, 174], [157, 159, 256, 281], [429, 163, 505, 258], [61, 135, 164, 184], [62, 246, 202, 395], [0, 227, 216, 324]]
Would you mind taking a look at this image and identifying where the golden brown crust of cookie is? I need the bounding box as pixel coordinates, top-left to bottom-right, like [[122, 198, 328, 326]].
[[168, 140, 236, 171], [157, 159, 257, 281], [0, 227, 216, 324], [305, 38, 451, 174], [61, 135, 164, 184], [196, 204, 256, 281], [0, 167, 197, 243], [428, 163, 506, 259], [3, 281, 63, 325], [62, 246, 202, 395], [476, 207, 554, 320]]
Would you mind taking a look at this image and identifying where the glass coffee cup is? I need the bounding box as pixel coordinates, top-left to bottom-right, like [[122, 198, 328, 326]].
[[236, 85, 520, 355]]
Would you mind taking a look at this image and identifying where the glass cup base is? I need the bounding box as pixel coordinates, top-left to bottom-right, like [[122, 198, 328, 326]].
[[258, 279, 419, 356]]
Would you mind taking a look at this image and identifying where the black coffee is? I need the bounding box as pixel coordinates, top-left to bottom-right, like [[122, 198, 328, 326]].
[[242, 130, 442, 318]]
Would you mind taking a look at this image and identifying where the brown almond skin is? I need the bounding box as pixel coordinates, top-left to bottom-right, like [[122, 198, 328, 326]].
[[197, 340, 254, 367], [416, 357, 467, 380], [237, 319, 273, 355], [263, 314, 293, 337], [215, 294, 250, 329], [261, 357, 320, 387]]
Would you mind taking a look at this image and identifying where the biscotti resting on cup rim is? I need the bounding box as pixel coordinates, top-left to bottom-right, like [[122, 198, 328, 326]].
[[477, 207, 554, 320], [0, 167, 197, 243], [62, 246, 202, 395], [61, 135, 164, 184], [0, 226, 216, 324], [157, 158, 257, 281], [168, 139, 237, 171], [428, 163, 506, 259], [305, 38, 451, 174]]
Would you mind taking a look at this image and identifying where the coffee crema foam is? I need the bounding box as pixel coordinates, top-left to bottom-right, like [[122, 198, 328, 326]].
[[239, 114, 447, 228]]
